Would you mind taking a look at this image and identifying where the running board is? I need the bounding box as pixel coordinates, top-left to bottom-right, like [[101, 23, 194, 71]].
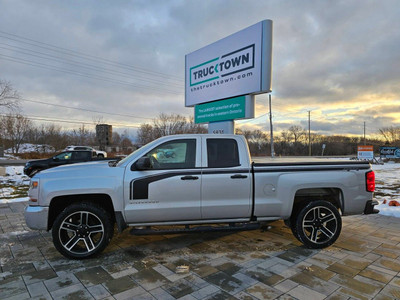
[[129, 223, 262, 236]]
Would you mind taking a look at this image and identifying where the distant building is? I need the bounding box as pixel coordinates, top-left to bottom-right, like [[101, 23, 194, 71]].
[[96, 124, 112, 151]]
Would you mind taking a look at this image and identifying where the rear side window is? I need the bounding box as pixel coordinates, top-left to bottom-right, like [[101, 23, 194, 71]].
[[73, 151, 91, 160], [207, 139, 240, 168]]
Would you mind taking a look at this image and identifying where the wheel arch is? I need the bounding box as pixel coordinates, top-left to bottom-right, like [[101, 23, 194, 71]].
[[48, 193, 115, 231], [286, 187, 343, 226]]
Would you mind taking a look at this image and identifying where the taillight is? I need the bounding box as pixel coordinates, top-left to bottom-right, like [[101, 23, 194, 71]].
[[366, 171, 375, 192]]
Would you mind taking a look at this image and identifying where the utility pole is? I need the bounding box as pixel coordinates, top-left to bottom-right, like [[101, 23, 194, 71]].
[[308, 110, 311, 156], [269, 94, 274, 158], [363, 122, 366, 145]]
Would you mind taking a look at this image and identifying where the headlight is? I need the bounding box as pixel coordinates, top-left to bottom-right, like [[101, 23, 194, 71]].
[[28, 180, 39, 204], [30, 180, 39, 189]]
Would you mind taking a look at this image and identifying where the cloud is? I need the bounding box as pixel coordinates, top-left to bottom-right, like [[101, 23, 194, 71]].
[[0, 0, 398, 139]]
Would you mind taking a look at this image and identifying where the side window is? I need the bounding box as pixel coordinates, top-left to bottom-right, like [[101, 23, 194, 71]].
[[73, 151, 91, 160], [54, 152, 72, 161], [207, 139, 240, 168], [144, 139, 196, 170]]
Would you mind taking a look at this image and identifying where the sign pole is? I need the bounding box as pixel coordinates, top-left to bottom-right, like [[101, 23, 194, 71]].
[[269, 94, 274, 157]]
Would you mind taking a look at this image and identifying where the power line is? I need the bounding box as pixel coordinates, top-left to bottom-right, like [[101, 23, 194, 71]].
[[0, 31, 183, 82], [0, 113, 141, 128], [19, 97, 154, 120], [0, 42, 184, 88], [0, 53, 183, 95]]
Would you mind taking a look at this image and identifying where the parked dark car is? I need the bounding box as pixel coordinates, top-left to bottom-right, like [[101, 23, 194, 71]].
[[24, 150, 111, 177]]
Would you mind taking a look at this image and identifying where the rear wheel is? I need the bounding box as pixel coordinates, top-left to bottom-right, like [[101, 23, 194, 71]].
[[294, 200, 341, 249], [52, 203, 113, 259]]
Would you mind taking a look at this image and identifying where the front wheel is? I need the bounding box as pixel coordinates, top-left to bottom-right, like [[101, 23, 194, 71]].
[[52, 203, 114, 259], [294, 200, 341, 249]]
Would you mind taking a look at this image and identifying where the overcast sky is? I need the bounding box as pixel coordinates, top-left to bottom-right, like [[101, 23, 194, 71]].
[[0, 0, 399, 139]]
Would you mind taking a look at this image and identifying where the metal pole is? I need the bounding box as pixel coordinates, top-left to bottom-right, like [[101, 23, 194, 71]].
[[364, 122, 366, 145], [269, 94, 274, 157], [308, 111, 311, 156]]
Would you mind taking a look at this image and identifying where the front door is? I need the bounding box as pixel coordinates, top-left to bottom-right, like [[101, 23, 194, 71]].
[[124, 138, 202, 224]]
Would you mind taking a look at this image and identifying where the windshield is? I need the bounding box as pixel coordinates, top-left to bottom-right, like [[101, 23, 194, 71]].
[[116, 139, 160, 167], [115, 137, 178, 167], [115, 148, 141, 166]]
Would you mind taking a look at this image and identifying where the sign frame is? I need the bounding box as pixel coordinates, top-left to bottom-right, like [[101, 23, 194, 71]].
[[357, 145, 374, 160], [194, 95, 254, 124], [185, 20, 272, 107]]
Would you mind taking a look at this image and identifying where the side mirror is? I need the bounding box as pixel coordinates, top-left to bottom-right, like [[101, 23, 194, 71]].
[[53, 157, 59, 162], [134, 157, 151, 170]]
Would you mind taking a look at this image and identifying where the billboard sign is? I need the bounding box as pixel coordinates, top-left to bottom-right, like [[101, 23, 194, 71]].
[[194, 95, 254, 124], [380, 147, 400, 158], [357, 145, 374, 160], [185, 20, 272, 107]]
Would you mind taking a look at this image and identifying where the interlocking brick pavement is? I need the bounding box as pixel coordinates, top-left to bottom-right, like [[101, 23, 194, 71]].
[[1, 201, 400, 299]]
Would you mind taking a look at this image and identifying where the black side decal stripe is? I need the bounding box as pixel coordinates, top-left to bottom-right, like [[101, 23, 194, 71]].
[[130, 171, 201, 200]]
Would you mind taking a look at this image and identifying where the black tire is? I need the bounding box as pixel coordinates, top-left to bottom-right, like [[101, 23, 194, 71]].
[[294, 200, 341, 249], [97, 154, 104, 158], [287, 205, 302, 242], [52, 202, 114, 259]]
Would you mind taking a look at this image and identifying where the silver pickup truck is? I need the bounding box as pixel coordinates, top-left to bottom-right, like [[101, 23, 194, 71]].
[[25, 134, 377, 259]]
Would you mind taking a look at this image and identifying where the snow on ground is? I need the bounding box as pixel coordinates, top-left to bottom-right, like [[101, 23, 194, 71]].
[[4, 143, 55, 154], [0, 166, 30, 203], [371, 162, 400, 218], [1, 161, 400, 218]]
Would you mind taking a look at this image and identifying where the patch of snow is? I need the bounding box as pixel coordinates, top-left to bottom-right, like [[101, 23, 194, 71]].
[[0, 197, 29, 204], [0, 166, 30, 202], [372, 163, 400, 218], [5, 143, 55, 154]]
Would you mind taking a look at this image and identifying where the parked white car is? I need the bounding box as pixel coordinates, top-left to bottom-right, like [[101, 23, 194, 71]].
[[64, 146, 107, 158]]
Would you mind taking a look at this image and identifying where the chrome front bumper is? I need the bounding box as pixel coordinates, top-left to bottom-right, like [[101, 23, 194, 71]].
[[24, 206, 49, 230]]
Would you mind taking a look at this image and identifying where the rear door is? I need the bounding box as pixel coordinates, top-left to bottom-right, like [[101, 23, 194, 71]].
[[71, 151, 92, 162], [201, 137, 252, 220], [124, 137, 202, 223]]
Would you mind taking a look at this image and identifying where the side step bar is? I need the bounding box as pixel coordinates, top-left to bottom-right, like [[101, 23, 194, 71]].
[[130, 223, 262, 236]]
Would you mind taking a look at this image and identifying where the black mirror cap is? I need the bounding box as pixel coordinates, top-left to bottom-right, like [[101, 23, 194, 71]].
[[133, 157, 151, 170]]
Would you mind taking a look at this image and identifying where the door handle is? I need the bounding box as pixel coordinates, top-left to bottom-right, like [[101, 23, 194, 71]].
[[181, 175, 199, 180], [231, 174, 248, 179]]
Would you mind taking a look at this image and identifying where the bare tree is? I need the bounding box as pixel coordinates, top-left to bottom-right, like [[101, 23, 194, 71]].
[[26, 123, 65, 152], [379, 126, 400, 145], [136, 114, 206, 144], [137, 124, 155, 145], [185, 116, 207, 134], [92, 115, 105, 126], [153, 113, 187, 137], [69, 124, 94, 146], [288, 125, 306, 143], [0, 114, 32, 154], [0, 80, 20, 112]]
